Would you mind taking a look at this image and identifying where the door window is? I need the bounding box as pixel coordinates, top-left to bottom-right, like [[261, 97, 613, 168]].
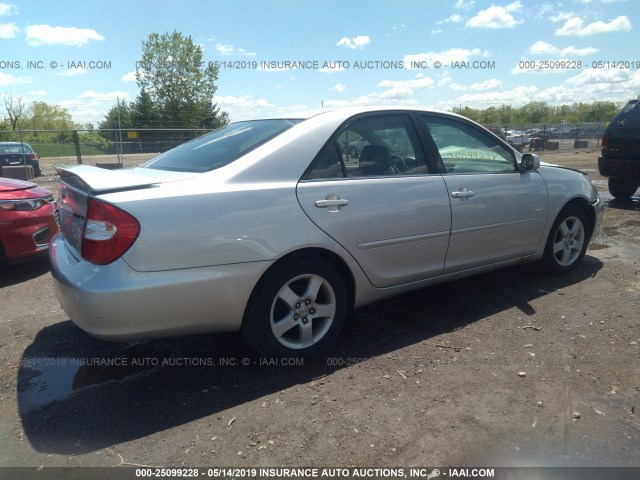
[[421, 116, 517, 174], [306, 114, 429, 179]]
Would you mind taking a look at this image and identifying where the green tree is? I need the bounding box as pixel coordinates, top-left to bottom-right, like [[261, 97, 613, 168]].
[[136, 31, 228, 129]]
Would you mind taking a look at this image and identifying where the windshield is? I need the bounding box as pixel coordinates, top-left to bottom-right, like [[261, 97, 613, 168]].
[[141, 119, 302, 173]]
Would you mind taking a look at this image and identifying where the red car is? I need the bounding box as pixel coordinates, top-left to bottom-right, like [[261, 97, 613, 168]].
[[0, 177, 58, 263]]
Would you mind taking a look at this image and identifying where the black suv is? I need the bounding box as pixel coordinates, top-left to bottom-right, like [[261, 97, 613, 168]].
[[598, 98, 640, 199]]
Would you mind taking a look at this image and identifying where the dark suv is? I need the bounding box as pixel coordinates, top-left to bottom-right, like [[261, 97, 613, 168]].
[[598, 98, 640, 199]]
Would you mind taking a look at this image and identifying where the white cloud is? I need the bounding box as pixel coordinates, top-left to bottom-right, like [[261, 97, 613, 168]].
[[213, 95, 273, 108], [0, 22, 18, 38], [550, 11, 575, 22], [336, 35, 370, 50], [454, 0, 476, 9], [469, 78, 503, 90], [0, 71, 30, 86], [378, 76, 434, 90], [0, 3, 17, 15], [565, 68, 630, 86], [528, 40, 598, 56], [333, 83, 346, 93], [466, 2, 523, 29], [437, 14, 463, 24], [215, 43, 256, 56], [555, 15, 631, 36], [26, 25, 104, 47], [453, 85, 538, 107], [121, 70, 137, 82], [432, 29, 443, 35], [56, 90, 129, 122], [27, 90, 47, 96]]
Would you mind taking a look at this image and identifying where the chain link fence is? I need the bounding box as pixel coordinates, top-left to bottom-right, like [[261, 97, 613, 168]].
[[484, 122, 606, 152], [0, 128, 212, 161]]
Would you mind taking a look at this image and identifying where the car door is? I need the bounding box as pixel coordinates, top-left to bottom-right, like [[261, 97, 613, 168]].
[[419, 114, 548, 273], [296, 113, 452, 288]]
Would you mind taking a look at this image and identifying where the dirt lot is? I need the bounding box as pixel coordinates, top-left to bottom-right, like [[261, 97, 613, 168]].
[[0, 149, 638, 471]]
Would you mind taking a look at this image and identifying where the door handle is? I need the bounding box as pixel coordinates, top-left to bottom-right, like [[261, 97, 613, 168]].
[[451, 188, 474, 199], [315, 195, 349, 211]]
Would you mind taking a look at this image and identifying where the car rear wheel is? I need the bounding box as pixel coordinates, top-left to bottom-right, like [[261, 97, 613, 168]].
[[541, 205, 590, 274], [242, 258, 347, 357], [608, 178, 638, 200]]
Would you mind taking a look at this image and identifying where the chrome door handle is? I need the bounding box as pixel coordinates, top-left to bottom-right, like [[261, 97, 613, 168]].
[[451, 188, 474, 199], [315, 196, 349, 211]]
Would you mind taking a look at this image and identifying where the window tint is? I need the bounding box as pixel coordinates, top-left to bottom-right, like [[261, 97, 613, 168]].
[[142, 119, 301, 173], [421, 116, 517, 174], [307, 114, 428, 180]]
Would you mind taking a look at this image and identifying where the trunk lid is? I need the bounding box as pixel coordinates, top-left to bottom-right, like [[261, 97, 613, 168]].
[[55, 164, 194, 256]]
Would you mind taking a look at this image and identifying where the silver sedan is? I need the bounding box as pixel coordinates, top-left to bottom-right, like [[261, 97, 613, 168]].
[[50, 107, 604, 356]]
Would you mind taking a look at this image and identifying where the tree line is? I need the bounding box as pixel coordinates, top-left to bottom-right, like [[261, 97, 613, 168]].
[[452, 100, 622, 127]]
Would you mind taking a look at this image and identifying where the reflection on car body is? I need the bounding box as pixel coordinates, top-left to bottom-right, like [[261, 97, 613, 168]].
[[49, 107, 604, 357]]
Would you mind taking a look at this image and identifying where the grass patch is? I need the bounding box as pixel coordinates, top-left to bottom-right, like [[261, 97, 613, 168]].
[[30, 143, 110, 158]]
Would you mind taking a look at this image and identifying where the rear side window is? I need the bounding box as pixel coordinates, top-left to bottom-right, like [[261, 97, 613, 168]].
[[142, 119, 301, 173]]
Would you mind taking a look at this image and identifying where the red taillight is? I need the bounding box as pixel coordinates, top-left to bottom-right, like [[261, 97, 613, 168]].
[[82, 198, 140, 265], [601, 133, 608, 148], [27, 153, 36, 161]]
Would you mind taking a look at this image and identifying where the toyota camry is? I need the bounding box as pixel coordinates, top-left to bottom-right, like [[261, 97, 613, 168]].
[[49, 107, 604, 356]]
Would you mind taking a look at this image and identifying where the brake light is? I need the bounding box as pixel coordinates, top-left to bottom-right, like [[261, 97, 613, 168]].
[[27, 153, 36, 161], [601, 133, 608, 148], [82, 198, 140, 265]]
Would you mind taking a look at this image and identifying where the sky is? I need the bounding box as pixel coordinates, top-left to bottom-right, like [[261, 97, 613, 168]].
[[0, 0, 638, 125]]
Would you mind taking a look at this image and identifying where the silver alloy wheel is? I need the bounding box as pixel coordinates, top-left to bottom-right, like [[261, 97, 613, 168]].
[[551, 215, 585, 266], [269, 273, 337, 350]]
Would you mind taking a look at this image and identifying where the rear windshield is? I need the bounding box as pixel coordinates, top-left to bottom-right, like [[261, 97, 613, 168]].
[[611, 100, 640, 127], [141, 119, 301, 173], [0, 144, 33, 154]]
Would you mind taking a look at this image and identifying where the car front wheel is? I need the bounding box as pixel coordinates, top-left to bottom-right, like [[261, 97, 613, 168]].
[[242, 258, 347, 357], [541, 205, 590, 274]]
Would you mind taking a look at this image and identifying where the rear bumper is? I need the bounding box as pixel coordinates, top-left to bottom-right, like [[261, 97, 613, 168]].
[[48, 234, 269, 341], [598, 156, 640, 180]]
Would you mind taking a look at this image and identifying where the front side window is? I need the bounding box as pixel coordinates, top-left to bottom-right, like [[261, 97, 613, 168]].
[[142, 119, 301, 173], [421, 116, 517, 174], [305, 114, 428, 180]]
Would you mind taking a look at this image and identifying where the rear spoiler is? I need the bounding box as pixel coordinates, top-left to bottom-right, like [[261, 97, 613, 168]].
[[55, 165, 159, 194]]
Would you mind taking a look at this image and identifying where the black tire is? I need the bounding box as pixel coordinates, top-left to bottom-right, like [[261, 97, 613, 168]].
[[242, 258, 347, 357], [608, 178, 638, 200], [541, 204, 590, 274]]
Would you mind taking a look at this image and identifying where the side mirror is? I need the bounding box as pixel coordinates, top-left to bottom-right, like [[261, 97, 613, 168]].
[[520, 153, 540, 172]]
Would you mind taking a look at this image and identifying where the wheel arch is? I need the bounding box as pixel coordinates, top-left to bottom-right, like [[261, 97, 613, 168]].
[[243, 247, 357, 322], [563, 196, 597, 241]]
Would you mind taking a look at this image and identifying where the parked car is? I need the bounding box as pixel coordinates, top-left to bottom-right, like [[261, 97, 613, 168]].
[[50, 107, 603, 357], [0, 142, 42, 177], [598, 98, 640, 199], [0, 177, 58, 263], [506, 131, 531, 145]]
